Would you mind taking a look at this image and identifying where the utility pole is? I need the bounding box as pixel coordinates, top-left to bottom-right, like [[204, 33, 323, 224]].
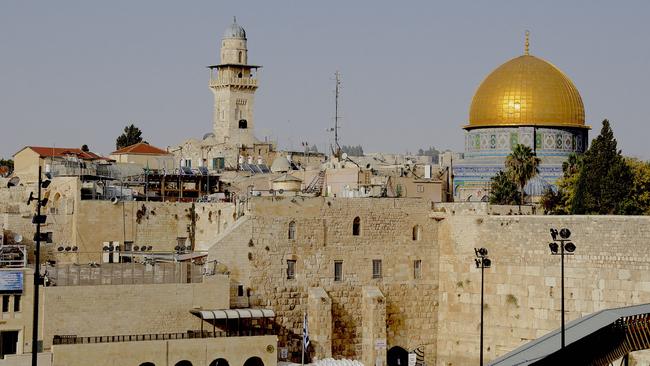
[[28, 166, 51, 366], [333, 71, 341, 158]]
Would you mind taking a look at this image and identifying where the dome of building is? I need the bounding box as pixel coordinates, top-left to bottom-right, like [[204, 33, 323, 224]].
[[468, 54, 586, 129], [270, 156, 290, 173], [223, 18, 246, 39]]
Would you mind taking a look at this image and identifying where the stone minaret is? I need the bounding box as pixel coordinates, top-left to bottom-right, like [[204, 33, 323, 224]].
[[209, 17, 260, 147]]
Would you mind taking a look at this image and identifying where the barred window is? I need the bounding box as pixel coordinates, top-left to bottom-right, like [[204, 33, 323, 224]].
[[288, 221, 296, 240], [372, 259, 382, 279], [287, 260, 296, 280], [414, 260, 422, 279], [334, 261, 343, 282]]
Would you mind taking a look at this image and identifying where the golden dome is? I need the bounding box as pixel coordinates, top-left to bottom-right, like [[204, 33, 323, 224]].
[[468, 54, 586, 129]]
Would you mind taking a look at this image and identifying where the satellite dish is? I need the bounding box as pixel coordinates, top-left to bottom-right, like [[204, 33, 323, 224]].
[[65, 246, 71, 251], [71, 246, 78, 252], [342, 153, 348, 160], [133, 245, 139, 251], [278, 189, 284, 195], [7, 177, 20, 188], [14, 234, 23, 243], [147, 246, 152, 251], [174, 246, 180, 251], [269, 189, 275, 194], [102, 245, 110, 251], [57, 246, 64, 252], [140, 246, 146, 252], [111, 197, 119, 205]]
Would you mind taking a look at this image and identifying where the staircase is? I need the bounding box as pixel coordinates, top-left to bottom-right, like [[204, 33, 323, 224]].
[[304, 170, 325, 195]]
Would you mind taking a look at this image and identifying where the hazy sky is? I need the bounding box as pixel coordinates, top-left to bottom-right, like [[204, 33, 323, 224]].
[[2, 1, 649, 159]]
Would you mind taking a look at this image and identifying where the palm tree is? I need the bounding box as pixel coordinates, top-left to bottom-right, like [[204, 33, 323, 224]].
[[505, 144, 541, 205]]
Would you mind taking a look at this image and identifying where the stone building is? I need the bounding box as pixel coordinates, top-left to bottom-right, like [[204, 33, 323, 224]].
[[174, 18, 275, 171], [207, 197, 650, 366], [449, 33, 589, 201]]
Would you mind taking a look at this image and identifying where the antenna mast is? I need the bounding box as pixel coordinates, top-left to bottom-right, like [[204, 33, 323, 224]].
[[334, 70, 342, 158]]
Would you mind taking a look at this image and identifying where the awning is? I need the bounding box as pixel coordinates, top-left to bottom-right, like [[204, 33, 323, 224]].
[[190, 308, 275, 320]]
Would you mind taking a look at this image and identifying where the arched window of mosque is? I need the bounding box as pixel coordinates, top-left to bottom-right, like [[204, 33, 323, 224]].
[[238, 51, 242, 63], [352, 217, 361, 236], [288, 221, 296, 240], [239, 120, 248, 129], [412, 225, 421, 241]]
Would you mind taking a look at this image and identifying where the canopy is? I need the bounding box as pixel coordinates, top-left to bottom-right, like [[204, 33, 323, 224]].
[[190, 308, 275, 320]]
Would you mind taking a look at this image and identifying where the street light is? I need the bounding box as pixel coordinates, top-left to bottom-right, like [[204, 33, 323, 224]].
[[27, 166, 51, 366], [548, 227, 576, 349], [474, 247, 492, 366]]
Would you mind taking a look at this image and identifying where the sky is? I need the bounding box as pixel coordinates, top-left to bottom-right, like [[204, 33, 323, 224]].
[[1, 1, 649, 160]]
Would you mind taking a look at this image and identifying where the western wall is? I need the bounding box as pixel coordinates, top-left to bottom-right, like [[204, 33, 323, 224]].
[[208, 197, 650, 365]]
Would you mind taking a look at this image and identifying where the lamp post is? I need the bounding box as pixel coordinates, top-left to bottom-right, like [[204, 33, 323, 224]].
[[548, 228, 576, 349], [474, 247, 492, 366], [27, 166, 51, 366]]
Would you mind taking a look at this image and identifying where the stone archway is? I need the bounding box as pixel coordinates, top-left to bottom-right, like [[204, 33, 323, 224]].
[[175, 361, 192, 366], [387, 346, 409, 366], [243, 356, 264, 366]]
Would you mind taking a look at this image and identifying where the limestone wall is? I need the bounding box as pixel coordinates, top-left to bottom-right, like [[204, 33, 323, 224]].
[[209, 197, 441, 364], [51, 335, 277, 366], [435, 214, 650, 365], [41, 274, 229, 348]]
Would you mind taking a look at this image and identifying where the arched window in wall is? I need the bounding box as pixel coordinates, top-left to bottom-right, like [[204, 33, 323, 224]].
[[175, 361, 193, 366], [238, 51, 242, 63], [139, 363, 156, 366], [412, 225, 421, 241], [352, 217, 361, 236], [288, 221, 296, 240]]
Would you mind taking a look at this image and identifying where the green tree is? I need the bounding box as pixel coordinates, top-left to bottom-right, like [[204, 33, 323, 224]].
[[116, 124, 144, 150], [489, 170, 520, 205], [341, 145, 364, 156], [626, 158, 650, 215], [572, 120, 634, 214], [505, 144, 540, 205], [417, 146, 440, 162], [0, 158, 13, 177]]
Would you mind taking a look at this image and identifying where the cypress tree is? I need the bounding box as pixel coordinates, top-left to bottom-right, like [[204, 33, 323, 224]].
[[572, 120, 634, 214]]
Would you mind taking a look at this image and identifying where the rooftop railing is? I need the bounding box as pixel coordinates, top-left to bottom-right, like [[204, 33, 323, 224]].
[[53, 328, 273, 345]]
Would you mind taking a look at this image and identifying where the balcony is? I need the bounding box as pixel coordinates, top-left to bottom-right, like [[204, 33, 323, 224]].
[[209, 77, 258, 88]]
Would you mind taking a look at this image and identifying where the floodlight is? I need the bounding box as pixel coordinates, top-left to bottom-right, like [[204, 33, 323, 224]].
[[564, 242, 576, 253], [559, 228, 571, 239], [475, 258, 481, 268], [32, 215, 47, 224], [41, 180, 51, 189], [549, 242, 559, 254], [550, 228, 558, 241], [482, 258, 491, 268]]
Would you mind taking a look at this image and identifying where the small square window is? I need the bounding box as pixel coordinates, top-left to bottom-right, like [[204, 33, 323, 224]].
[[287, 260, 296, 280], [334, 261, 343, 282], [372, 259, 382, 279]]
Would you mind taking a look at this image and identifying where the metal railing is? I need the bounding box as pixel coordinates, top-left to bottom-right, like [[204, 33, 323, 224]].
[[45, 261, 204, 287], [53, 328, 273, 345], [209, 77, 258, 87]]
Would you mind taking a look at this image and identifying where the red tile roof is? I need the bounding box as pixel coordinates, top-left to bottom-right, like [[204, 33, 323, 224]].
[[24, 146, 104, 160], [111, 142, 170, 155]]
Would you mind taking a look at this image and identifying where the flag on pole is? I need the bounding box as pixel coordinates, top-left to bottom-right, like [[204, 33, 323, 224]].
[[303, 312, 310, 349]]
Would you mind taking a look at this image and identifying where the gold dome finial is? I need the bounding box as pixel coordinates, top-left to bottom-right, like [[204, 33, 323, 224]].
[[524, 30, 530, 55]]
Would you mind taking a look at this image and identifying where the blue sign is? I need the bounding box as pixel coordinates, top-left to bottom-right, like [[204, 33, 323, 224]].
[[0, 271, 23, 293]]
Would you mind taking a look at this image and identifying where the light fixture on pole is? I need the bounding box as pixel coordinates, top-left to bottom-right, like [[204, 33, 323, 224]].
[[548, 227, 576, 349], [474, 247, 492, 366], [27, 166, 51, 366]]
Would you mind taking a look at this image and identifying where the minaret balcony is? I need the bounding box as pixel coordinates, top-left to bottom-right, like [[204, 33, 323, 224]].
[[209, 77, 258, 88]]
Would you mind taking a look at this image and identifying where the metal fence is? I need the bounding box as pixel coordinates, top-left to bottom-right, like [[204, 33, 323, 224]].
[[45, 261, 204, 286], [52, 329, 273, 345]]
